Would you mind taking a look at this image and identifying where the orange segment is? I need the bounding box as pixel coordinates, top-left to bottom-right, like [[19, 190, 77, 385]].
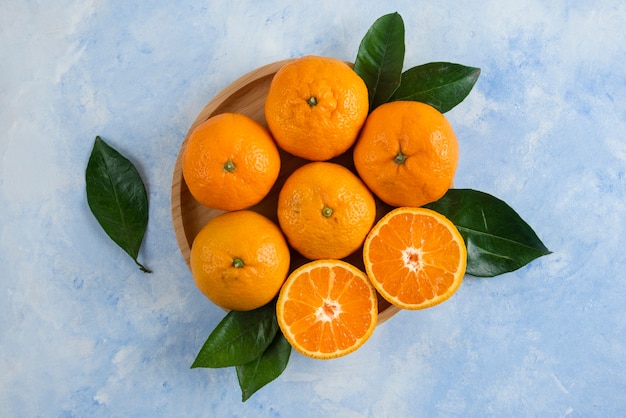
[[363, 207, 467, 310], [276, 260, 378, 359]]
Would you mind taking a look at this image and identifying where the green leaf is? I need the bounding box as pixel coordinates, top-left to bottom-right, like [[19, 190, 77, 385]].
[[236, 332, 291, 402], [425, 189, 551, 277], [191, 302, 279, 368], [86, 136, 151, 273], [390, 62, 481, 113], [354, 12, 405, 111]]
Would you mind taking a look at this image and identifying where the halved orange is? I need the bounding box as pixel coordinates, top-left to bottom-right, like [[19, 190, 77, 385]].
[[276, 259, 378, 359], [363, 207, 467, 310]]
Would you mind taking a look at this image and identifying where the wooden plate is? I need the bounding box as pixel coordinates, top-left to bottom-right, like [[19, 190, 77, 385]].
[[171, 59, 401, 324]]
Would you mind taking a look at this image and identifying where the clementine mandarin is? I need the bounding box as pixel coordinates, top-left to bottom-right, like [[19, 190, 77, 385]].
[[182, 112, 280, 211], [265, 55, 369, 161], [276, 259, 378, 359], [363, 207, 467, 310], [190, 210, 290, 311], [277, 162, 376, 260], [353, 101, 459, 207]]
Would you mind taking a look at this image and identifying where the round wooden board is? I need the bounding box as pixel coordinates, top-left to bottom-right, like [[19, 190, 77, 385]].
[[171, 59, 401, 324]]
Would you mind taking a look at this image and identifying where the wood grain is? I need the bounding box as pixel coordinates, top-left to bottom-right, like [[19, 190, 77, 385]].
[[171, 59, 400, 323]]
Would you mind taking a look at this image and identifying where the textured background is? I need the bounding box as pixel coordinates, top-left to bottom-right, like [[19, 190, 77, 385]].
[[1, 1, 625, 416]]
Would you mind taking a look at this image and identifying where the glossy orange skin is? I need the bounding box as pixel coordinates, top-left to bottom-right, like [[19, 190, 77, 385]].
[[190, 210, 291, 311], [277, 162, 376, 260], [265, 56, 369, 161], [182, 113, 281, 211], [353, 101, 459, 207]]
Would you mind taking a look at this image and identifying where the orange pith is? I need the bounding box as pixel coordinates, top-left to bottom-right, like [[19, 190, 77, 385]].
[[276, 260, 378, 359], [363, 207, 467, 310]]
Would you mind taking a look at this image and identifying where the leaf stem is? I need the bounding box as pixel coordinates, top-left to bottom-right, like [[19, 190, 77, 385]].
[[134, 258, 152, 273]]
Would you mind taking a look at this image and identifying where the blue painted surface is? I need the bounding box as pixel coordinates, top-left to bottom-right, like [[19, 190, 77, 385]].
[[1, 1, 625, 416]]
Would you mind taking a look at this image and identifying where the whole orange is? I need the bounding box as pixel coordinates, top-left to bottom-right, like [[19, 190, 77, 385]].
[[264, 55, 369, 161], [277, 162, 376, 260], [182, 112, 280, 211], [190, 210, 291, 311], [353, 101, 459, 207]]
